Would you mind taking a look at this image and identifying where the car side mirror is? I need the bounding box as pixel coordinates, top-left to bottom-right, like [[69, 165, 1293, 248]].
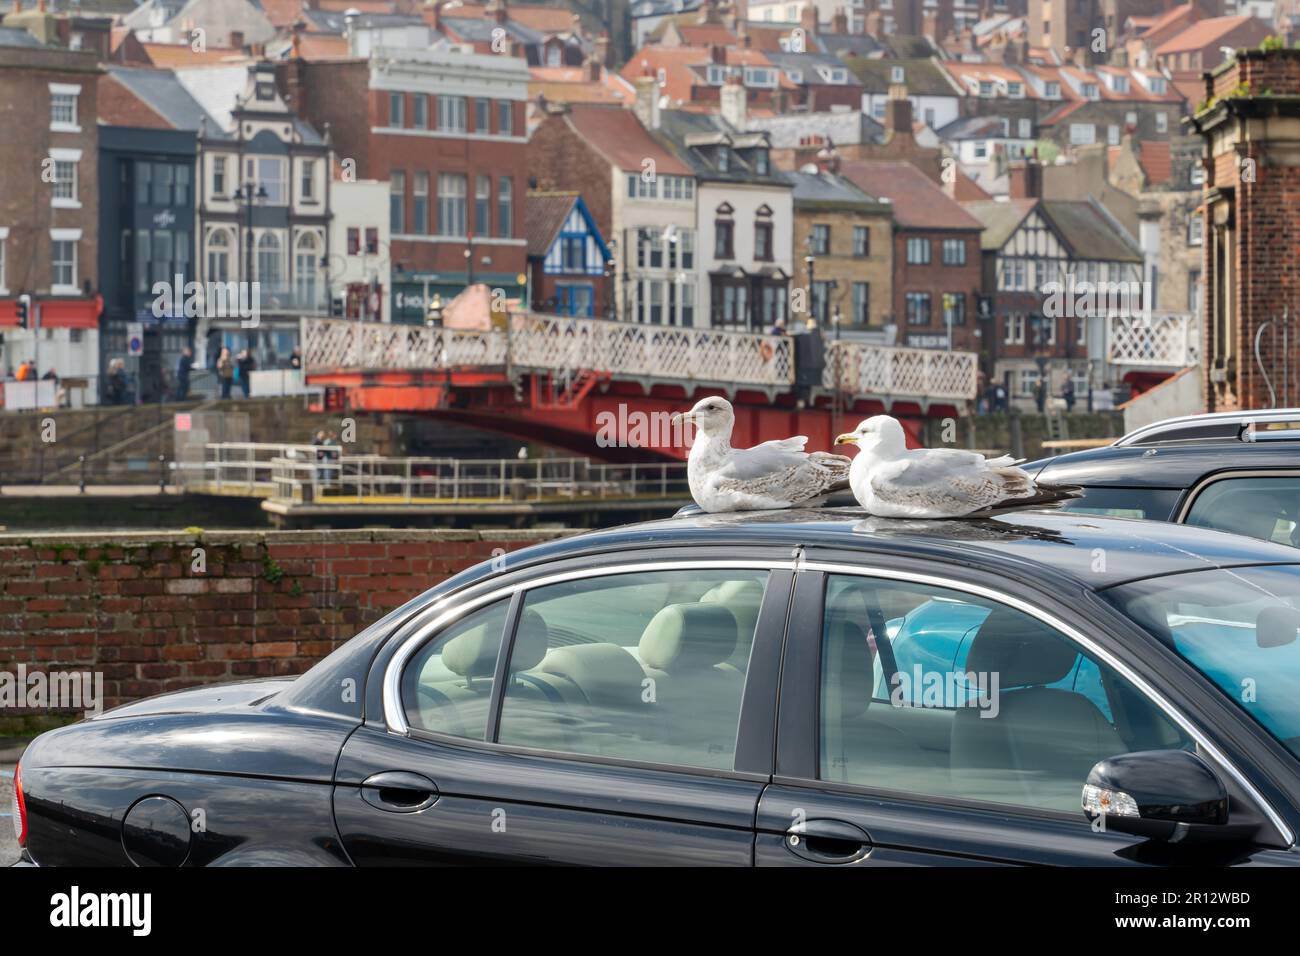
[[1257, 606, 1300, 648], [1082, 750, 1229, 842]]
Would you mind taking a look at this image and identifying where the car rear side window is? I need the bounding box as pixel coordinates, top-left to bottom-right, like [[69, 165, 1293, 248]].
[[496, 569, 768, 771], [401, 598, 510, 740], [1183, 476, 1300, 547], [819, 575, 1190, 814], [1057, 486, 1181, 520]]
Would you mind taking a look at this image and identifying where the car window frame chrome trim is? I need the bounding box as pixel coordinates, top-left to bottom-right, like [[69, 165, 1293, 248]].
[[1117, 409, 1300, 447], [1174, 468, 1300, 524], [382, 558, 796, 738], [801, 559, 1296, 847]]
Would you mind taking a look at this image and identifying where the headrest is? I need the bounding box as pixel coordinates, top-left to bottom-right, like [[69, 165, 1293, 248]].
[[701, 579, 764, 606], [539, 643, 646, 707], [639, 602, 738, 672], [965, 606, 1077, 688], [442, 607, 548, 678], [823, 611, 873, 719]]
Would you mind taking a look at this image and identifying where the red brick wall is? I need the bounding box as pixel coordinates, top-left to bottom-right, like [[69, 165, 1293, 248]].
[[0, 529, 571, 712]]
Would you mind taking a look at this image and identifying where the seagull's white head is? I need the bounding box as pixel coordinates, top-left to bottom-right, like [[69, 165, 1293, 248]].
[[835, 415, 907, 453], [672, 397, 734, 438]]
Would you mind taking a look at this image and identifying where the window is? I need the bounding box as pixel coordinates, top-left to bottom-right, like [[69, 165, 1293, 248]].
[[712, 277, 749, 326], [496, 177, 512, 237], [905, 291, 930, 325], [1007, 81, 1023, 97], [438, 95, 467, 132], [809, 224, 830, 256], [1005, 312, 1025, 344], [818, 575, 1192, 811], [301, 159, 315, 201], [906, 237, 930, 265], [213, 156, 226, 195], [1069, 123, 1096, 145], [852, 281, 870, 325], [978, 80, 994, 97], [891, 65, 905, 84], [561, 234, 586, 272], [475, 98, 489, 133], [413, 172, 429, 234], [1107, 565, 1300, 759], [715, 210, 734, 260], [256, 232, 283, 285], [51, 236, 77, 290], [475, 175, 491, 235], [294, 232, 320, 305], [207, 229, 232, 281], [1082, 82, 1099, 100], [1045, 82, 1061, 99], [1111, 74, 1129, 94], [1108, 124, 1120, 146], [365, 228, 378, 254], [1076, 315, 1087, 346], [754, 219, 773, 261], [390, 171, 405, 234], [52, 160, 77, 203], [811, 280, 832, 324], [175, 165, 190, 206], [498, 100, 513, 135], [389, 92, 404, 127], [1183, 476, 1300, 546], [1001, 257, 1027, 290], [852, 226, 870, 257], [941, 238, 966, 266], [50, 84, 79, 130], [412, 93, 428, 129], [495, 569, 767, 770], [248, 156, 287, 205], [347, 227, 360, 256], [401, 599, 511, 739], [943, 292, 965, 326], [1156, 111, 1168, 134], [1188, 214, 1203, 246], [153, 163, 173, 205], [437, 173, 466, 237]]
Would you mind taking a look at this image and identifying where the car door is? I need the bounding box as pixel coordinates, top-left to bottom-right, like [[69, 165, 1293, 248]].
[[334, 559, 792, 865], [1178, 471, 1300, 548], [756, 565, 1286, 866]]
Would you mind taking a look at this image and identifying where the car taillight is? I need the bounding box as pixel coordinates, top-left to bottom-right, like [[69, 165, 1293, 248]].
[[12, 763, 26, 848]]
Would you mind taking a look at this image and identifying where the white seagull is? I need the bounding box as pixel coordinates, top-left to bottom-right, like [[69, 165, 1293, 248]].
[[835, 415, 1036, 518], [673, 397, 851, 513]]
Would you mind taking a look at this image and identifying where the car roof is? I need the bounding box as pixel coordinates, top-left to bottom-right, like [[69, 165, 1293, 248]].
[[497, 506, 1300, 591], [1029, 441, 1300, 488], [1116, 408, 1300, 446]]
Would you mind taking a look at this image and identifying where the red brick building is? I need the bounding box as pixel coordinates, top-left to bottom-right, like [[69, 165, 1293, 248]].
[[282, 42, 530, 323], [0, 30, 103, 386], [1190, 47, 1300, 411], [838, 160, 984, 351]]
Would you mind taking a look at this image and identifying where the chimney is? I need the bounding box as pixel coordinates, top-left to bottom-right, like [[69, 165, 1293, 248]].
[[799, 4, 817, 35], [815, 145, 841, 175], [720, 74, 746, 129], [884, 86, 912, 137], [1008, 158, 1042, 199], [697, 0, 717, 23], [738, 20, 751, 48], [488, 0, 508, 26], [832, 8, 848, 35], [586, 54, 601, 81], [429, 0, 442, 33], [864, 10, 883, 39], [634, 67, 661, 130], [230, 29, 244, 49], [922, 10, 938, 38], [710, 43, 726, 64]]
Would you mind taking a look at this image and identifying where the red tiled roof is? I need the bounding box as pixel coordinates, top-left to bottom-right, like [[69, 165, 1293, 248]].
[[839, 160, 983, 231], [1155, 15, 1265, 55], [141, 43, 248, 67], [619, 45, 792, 103], [260, 0, 305, 28], [561, 103, 692, 175], [1138, 3, 1199, 41]]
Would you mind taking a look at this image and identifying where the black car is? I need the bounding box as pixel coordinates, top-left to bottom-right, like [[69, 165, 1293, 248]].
[[13, 507, 1300, 866], [1031, 409, 1300, 546]]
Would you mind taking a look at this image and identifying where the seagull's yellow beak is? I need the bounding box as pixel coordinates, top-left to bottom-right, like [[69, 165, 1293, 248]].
[[835, 433, 858, 445]]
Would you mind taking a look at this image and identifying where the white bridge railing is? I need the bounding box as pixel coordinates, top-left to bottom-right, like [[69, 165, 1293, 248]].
[[303, 315, 979, 401], [823, 341, 978, 402], [1107, 313, 1198, 367]]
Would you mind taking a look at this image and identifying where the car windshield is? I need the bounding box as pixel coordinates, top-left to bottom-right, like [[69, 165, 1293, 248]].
[[1103, 564, 1300, 759]]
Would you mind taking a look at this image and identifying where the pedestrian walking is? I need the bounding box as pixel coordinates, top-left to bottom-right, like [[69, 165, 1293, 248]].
[[237, 348, 256, 398], [175, 347, 193, 401], [217, 347, 234, 399]]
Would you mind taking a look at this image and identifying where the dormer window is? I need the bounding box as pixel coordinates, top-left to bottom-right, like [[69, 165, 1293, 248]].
[[1148, 76, 1166, 95], [256, 81, 276, 101], [1045, 81, 1061, 99], [717, 147, 730, 172], [817, 66, 847, 84], [744, 66, 777, 88], [1109, 74, 1129, 94], [979, 80, 994, 97], [1082, 82, 1099, 100], [787, 69, 803, 84], [754, 150, 769, 175], [1007, 81, 1023, 97], [891, 65, 905, 84], [707, 64, 727, 85]]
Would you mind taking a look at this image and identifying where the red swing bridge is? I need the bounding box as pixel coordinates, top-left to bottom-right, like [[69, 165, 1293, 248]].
[[301, 314, 979, 461]]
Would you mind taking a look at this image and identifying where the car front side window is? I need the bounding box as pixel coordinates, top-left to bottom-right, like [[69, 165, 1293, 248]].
[[496, 569, 769, 771], [819, 575, 1191, 813]]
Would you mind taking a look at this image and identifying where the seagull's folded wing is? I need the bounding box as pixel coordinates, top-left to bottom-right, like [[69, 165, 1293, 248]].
[[869, 451, 1019, 512], [722, 436, 809, 479]]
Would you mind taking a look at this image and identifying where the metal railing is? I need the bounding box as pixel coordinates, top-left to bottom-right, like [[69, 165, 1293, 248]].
[[823, 340, 979, 402], [186, 442, 689, 505]]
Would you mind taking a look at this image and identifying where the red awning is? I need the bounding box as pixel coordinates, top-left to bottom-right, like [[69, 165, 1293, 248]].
[[0, 295, 102, 329]]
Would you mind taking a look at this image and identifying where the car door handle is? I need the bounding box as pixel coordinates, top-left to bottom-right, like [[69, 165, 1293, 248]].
[[785, 819, 872, 864], [360, 771, 439, 813]]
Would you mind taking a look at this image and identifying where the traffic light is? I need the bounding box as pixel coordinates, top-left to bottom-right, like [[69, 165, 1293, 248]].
[[16, 293, 30, 329]]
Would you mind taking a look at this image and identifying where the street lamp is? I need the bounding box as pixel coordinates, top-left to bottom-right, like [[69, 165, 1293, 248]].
[[425, 294, 443, 327], [463, 244, 474, 287]]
